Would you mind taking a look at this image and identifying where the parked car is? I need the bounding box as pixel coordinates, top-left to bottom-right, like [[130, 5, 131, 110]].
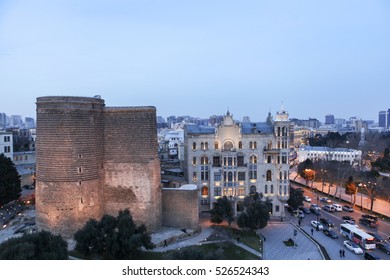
[[320, 197, 331, 203], [310, 204, 321, 211], [320, 218, 334, 227], [342, 205, 354, 212], [343, 240, 363, 254], [377, 242, 390, 255], [332, 204, 342, 212], [311, 220, 323, 230], [367, 232, 385, 243], [322, 205, 335, 212], [310, 208, 321, 216], [304, 196, 311, 202], [323, 228, 338, 239], [359, 218, 377, 228]]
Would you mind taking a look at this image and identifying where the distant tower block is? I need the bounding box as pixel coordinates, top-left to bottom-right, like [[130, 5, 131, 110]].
[[36, 96, 161, 238]]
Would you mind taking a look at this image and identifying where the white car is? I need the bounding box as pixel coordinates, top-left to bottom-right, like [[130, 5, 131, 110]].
[[332, 204, 342, 212], [304, 196, 311, 202], [343, 240, 363, 254], [320, 197, 331, 203], [311, 220, 323, 230]]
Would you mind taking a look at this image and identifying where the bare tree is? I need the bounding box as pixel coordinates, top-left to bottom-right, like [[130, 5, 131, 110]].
[[358, 170, 385, 212]]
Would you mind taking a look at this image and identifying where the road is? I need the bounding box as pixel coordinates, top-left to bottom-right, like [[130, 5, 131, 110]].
[[291, 181, 390, 260]]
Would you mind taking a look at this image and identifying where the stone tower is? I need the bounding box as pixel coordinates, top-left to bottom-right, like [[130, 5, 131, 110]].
[[36, 96, 161, 238]]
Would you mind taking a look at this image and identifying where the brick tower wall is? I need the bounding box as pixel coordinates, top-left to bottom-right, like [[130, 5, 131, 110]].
[[35, 96, 105, 238], [103, 107, 162, 231]]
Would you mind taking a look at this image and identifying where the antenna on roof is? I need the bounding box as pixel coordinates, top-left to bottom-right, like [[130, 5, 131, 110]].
[[94, 95, 101, 99]]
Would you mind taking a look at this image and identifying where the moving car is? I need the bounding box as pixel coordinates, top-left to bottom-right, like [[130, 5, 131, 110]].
[[323, 228, 338, 239], [304, 196, 311, 202], [359, 218, 377, 228], [377, 242, 390, 255], [342, 216, 355, 224], [311, 220, 323, 230], [342, 205, 354, 212], [343, 240, 363, 254], [361, 214, 379, 222], [320, 218, 335, 227], [367, 232, 385, 243], [322, 205, 334, 212], [299, 206, 311, 214]]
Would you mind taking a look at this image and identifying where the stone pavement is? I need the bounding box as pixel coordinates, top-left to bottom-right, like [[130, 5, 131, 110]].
[[151, 215, 324, 260]]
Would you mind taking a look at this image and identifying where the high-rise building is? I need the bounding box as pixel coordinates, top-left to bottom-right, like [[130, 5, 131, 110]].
[[10, 115, 23, 128], [325, 114, 335, 125], [24, 117, 35, 129], [0, 113, 6, 130], [379, 110, 389, 129], [183, 109, 290, 218]]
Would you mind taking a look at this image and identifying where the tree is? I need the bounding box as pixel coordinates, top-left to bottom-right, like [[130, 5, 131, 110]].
[[0, 153, 21, 206], [74, 209, 154, 259], [287, 187, 304, 210], [358, 170, 384, 212], [0, 231, 68, 260], [237, 193, 271, 230], [210, 196, 234, 226]]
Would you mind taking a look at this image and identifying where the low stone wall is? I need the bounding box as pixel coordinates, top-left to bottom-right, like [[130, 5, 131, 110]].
[[162, 185, 199, 230]]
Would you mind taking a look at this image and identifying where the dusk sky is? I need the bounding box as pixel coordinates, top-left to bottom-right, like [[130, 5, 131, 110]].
[[1, 0, 389, 122]]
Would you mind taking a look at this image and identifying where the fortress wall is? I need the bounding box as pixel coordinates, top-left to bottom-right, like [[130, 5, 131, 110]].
[[103, 107, 162, 231]]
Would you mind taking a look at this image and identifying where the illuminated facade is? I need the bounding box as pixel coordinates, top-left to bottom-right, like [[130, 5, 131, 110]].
[[298, 145, 362, 165], [183, 109, 291, 217]]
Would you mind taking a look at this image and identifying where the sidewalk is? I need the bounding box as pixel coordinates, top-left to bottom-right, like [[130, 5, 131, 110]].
[[290, 172, 390, 218]]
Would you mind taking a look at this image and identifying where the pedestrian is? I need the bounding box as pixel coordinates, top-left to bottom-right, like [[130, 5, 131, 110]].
[[339, 249, 342, 258], [164, 240, 167, 247], [342, 249, 345, 258], [311, 228, 314, 235], [264, 236, 266, 242], [237, 237, 240, 243]]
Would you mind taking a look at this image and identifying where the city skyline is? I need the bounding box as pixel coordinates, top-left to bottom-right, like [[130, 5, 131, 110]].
[[1, 0, 389, 121]]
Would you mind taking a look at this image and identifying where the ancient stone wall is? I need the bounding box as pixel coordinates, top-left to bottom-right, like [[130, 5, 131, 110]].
[[162, 185, 199, 230], [36, 96, 105, 237], [36, 97, 162, 237], [103, 107, 162, 231]]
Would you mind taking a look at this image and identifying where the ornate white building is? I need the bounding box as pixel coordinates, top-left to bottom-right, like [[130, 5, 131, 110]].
[[298, 145, 362, 165], [182, 109, 291, 218]]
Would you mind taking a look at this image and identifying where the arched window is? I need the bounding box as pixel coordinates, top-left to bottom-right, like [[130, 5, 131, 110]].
[[201, 187, 208, 196], [277, 127, 281, 136], [201, 142, 205, 150], [223, 140, 234, 151], [250, 185, 257, 194], [214, 141, 219, 150], [250, 155, 257, 164], [192, 142, 197, 150], [201, 156, 208, 165], [205, 142, 208, 150], [238, 141, 242, 149], [267, 141, 272, 150], [266, 170, 272, 181]]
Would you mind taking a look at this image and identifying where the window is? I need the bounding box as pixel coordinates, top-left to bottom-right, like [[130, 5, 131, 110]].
[[275, 205, 280, 212], [228, 157, 233, 166], [249, 155, 257, 164], [214, 141, 219, 150], [266, 170, 272, 181], [213, 156, 220, 167], [264, 185, 268, 194], [214, 187, 221, 196], [201, 171, 209, 181], [267, 155, 271, 163], [192, 157, 197, 165], [201, 187, 208, 196], [201, 156, 209, 165], [249, 164, 257, 179], [270, 184, 274, 194], [237, 155, 244, 166], [3, 136, 10, 142], [238, 141, 242, 149], [250, 185, 257, 194], [4, 146, 10, 153], [238, 172, 245, 181], [282, 156, 287, 164], [238, 187, 245, 196], [77, 167, 82, 174], [227, 172, 233, 182], [223, 140, 234, 151], [214, 172, 221, 181], [205, 142, 208, 150], [192, 172, 197, 182], [192, 142, 197, 150]]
